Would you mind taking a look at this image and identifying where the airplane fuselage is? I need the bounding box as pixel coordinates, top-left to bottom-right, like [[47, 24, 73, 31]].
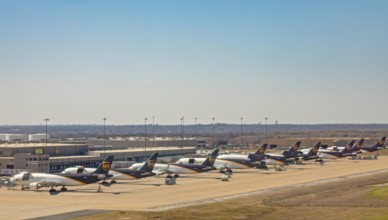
[[131, 163, 215, 174], [11, 172, 106, 188], [176, 154, 261, 169], [62, 167, 155, 180]]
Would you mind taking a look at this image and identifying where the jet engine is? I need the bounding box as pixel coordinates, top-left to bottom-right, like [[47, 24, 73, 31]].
[[29, 182, 43, 190]]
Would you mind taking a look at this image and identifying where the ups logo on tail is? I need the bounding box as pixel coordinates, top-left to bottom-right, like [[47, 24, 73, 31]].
[[147, 160, 155, 169], [102, 161, 111, 171], [258, 148, 266, 155], [208, 156, 216, 164]]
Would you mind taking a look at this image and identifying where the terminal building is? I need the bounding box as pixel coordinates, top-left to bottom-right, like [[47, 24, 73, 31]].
[[0, 142, 196, 175]]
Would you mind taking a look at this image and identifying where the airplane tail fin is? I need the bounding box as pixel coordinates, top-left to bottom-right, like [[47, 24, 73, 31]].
[[201, 149, 219, 167], [347, 140, 355, 148], [283, 141, 301, 158], [376, 137, 386, 147], [290, 141, 301, 152], [342, 140, 355, 153], [92, 155, 114, 175], [352, 139, 364, 151], [254, 144, 268, 155], [294, 141, 302, 147], [307, 142, 321, 156], [139, 153, 159, 172]]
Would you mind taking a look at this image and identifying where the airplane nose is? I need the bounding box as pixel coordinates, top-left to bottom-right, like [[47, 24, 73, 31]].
[[10, 177, 20, 183], [9, 178, 17, 186]]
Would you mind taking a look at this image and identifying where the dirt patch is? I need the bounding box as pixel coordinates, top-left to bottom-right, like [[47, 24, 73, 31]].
[[260, 171, 388, 207], [72, 170, 388, 220]]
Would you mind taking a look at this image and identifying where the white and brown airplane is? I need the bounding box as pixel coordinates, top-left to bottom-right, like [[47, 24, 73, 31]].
[[10, 155, 114, 193]]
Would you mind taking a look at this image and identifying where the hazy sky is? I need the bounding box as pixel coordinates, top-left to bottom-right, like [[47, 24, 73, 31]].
[[1, 0, 387, 125]]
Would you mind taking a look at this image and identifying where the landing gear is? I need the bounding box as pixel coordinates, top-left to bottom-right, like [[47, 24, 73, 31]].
[[256, 161, 268, 170], [60, 186, 67, 191], [256, 165, 268, 170], [173, 174, 180, 178], [110, 180, 117, 184], [224, 169, 233, 178], [49, 187, 56, 193], [316, 158, 325, 165]]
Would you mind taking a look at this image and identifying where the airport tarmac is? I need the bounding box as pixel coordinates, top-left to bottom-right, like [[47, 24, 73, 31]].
[[1, 156, 388, 220]]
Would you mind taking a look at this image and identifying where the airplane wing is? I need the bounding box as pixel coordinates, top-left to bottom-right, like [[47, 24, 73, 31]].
[[213, 163, 233, 173], [213, 163, 228, 171], [153, 164, 173, 176]]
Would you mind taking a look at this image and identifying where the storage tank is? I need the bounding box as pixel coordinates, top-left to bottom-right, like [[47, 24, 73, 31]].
[[28, 133, 49, 141]]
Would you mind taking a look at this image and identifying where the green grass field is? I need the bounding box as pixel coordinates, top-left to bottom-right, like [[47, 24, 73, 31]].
[[370, 185, 388, 199]]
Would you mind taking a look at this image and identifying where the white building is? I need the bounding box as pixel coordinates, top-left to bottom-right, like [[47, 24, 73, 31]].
[[29, 133, 49, 141], [0, 134, 7, 141], [0, 134, 28, 142]]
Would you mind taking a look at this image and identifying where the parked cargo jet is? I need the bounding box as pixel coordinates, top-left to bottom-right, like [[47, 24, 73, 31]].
[[298, 142, 322, 161], [131, 149, 219, 177], [175, 144, 269, 171], [248, 143, 300, 166], [62, 153, 159, 183], [177, 143, 297, 170], [177, 143, 294, 169], [360, 137, 386, 152], [323, 141, 353, 152], [351, 139, 364, 152], [217, 144, 268, 169], [282, 141, 302, 159], [318, 140, 355, 159], [10, 155, 114, 193]]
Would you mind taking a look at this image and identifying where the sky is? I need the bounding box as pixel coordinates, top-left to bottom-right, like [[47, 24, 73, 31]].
[[0, 0, 387, 125]]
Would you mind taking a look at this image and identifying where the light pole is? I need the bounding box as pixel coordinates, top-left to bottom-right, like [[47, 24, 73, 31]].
[[44, 118, 49, 155], [182, 116, 185, 141], [180, 117, 184, 156], [144, 118, 148, 153], [152, 116, 155, 148], [103, 118, 106, 154], [240, 117, 243, 147], [194, 117, 198, 140], [265, 117, 268, 144], [212, 117, 215, 147]]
